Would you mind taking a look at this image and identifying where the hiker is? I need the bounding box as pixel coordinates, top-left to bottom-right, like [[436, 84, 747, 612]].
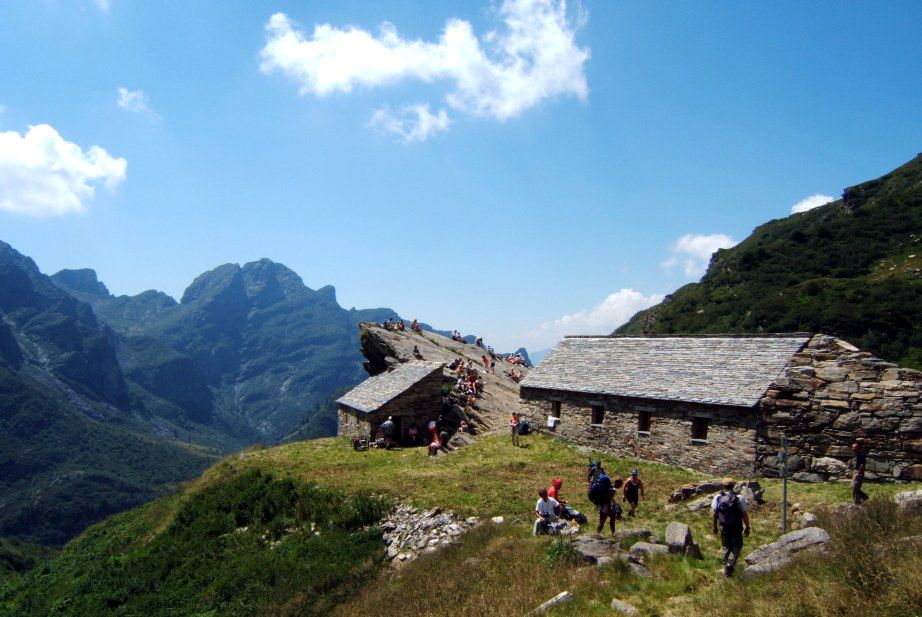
[[380, 416, 396, 449], [475, 337, 484, 348], [411, 319, 422, 333], [533, 488, 561, 536], [712, 477, 751, 577], [623, 470, 645, 517], [413, 345, 424, 360], [408, 423, 418, 445], [596, 479, 617, 535], [489, 357, 496, 374], [510, 412, 521, 447], [481, 355, 490, 370], [852, 440, 869, 505], [548, 477, 566, 514], [587, 460, 605, 485]]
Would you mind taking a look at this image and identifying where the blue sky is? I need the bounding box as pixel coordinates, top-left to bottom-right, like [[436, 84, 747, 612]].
[[1, 1, 921, 351]]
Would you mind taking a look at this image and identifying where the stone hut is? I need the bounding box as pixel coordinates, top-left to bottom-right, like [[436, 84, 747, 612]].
[[519, 334, 922, 481], [337, 362, 445, 444]]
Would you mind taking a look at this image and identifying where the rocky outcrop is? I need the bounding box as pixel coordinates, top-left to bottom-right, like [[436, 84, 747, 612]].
[[743, 527, 830, 577], [664, 522, 701, 558], [758, 334, 922, 482], [380, 504, 478, 564]]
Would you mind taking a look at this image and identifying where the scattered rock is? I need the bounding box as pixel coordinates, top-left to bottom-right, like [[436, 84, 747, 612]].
[[491, 516, 505, 524], [610, 598, 641, 616], [612, 529, 652, 544], [668, 479, 724, 503], [687, 495, 717, 512], [380, 503, 471, 565], [529, 591, 571, 615], [684, 542, 703, 560], [628, 562, 652, 578], [629, 542, 670, 557], [828, 503, 860, 519], [795, 512, 818, 529], [668, 596, 691, 605], [743, 527, 830, 577], [664, 522, 693, 553]]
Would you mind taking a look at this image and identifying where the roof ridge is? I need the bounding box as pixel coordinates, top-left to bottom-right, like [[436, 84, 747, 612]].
[[565, 332, 814, 339]]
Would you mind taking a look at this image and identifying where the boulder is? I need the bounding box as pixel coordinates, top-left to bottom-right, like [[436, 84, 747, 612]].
[[570, 536, 621, 567], [743, 527, 830, 577], [610, 599, 641, 616], [612, 529, 652, 544], [628, 562, 652, 578], [795, 512, 818, 529], [667, 480, 724, 503], [491, 516, 505, 524], [629, 542, 670, 557], [792, 472, 826, 483], [894, 489, 922, 514], [811, 456, 850, 476], [829, 503, 860, 519], [529, 591, 571, 615], [687, 495, 717, 512], [664, 522, 693, 553]]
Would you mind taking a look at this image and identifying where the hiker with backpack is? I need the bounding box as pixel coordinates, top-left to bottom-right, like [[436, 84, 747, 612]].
[[510, 412, 521, 447], [623, 470, 645, 517], [712, 477, 751, 577], [588, 466, 623, 534]]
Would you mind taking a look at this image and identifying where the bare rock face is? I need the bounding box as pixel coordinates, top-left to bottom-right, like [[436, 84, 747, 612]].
[[743, 527, 830, 577]]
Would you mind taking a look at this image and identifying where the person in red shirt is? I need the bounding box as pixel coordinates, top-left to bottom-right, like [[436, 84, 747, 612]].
[[548, 477, 566, 516]]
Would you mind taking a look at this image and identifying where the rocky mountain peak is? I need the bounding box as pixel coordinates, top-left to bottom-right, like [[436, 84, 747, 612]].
[[50, 269, 111, 298]]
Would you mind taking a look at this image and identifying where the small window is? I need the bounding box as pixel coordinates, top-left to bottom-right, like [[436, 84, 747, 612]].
[[692, 417, 708, 441], [637, 411, 651, 433], [591, 406, 605, 425], [551, 401, 561, 418]]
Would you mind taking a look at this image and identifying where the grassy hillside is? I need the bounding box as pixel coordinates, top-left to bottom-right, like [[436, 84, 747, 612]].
[[4, 433, 919, 616], [618, 154, 922, 369]]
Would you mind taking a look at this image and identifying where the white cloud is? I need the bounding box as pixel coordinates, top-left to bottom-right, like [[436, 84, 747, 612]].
[[790, 193, 835, 214], [259, 0, 589, 139], [117, 87, 158, 118], [94, 0, 111, 12], [0, 124, 127, 217], [661, 233, 737, 278], [368, 104, 451, 143], [524, 289, 664, 349]]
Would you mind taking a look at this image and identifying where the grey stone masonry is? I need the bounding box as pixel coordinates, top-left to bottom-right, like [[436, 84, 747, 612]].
[[519, 388, 759, 476], [757, 335, 922, 482], [337, 362, 443, 412]]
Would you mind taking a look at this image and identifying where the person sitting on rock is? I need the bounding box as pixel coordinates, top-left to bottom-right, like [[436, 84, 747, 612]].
[[475, 337, 484, 348], [413, 345, 424, 360], [712, 477, 751, 577], [548, 478, 566, 514], [534, 488, 561, 536], [411, 319, 422, 332]]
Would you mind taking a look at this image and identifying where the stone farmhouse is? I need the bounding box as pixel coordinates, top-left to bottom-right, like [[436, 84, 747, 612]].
[[337, 362, 445, 444], [519, 334, 922, 481]]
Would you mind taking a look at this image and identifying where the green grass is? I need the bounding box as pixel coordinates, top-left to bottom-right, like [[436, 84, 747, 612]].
[[3, 432, 919, 616]]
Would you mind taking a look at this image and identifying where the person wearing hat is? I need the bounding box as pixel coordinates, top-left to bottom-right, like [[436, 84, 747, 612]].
[[622, 470, 645, 517], [534, 487, 561, 536], [711, 477, 750, 577]]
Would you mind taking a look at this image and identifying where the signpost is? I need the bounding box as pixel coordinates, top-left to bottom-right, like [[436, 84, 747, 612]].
[[778, 433, 789, 534]]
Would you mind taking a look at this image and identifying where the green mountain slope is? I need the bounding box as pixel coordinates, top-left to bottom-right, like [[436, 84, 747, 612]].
[[618, 154, 922, 368], [0, 242, 219, 546]]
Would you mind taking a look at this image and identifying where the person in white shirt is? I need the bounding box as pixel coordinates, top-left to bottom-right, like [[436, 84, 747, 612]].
[[711, 477, 751, 576], [534, 488, 560, 536]]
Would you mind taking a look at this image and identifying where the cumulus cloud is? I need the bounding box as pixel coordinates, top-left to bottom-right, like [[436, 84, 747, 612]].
[[0, 124, 127, 217], [661, 233, 737, 278], [524, 289, 664, 349], [117, 87, 159, 118], [790, 193, 835, 214], [368, 104, 451, 143], [259, 0, 589, 140]]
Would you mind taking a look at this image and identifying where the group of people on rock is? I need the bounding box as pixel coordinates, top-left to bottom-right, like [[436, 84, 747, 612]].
[[382, 318, 406, 331], [449, 358, 485, 409]]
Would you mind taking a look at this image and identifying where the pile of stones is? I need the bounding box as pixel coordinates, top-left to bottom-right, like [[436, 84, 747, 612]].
[[380, 503, 478, 564], [665, 479, 764, 512]]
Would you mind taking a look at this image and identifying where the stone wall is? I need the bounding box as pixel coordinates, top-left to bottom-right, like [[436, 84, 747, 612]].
[[757, 335, 922, 482], [519, 387, 759, 476], [337, 371, 447, 441]]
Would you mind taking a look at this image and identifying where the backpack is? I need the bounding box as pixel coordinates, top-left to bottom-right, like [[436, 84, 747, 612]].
[[588, 474, 612, 505], [518, 420, 530, 435], [716, 491, 742, 526]]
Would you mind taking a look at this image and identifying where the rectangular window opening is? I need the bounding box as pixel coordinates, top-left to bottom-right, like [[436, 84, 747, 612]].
[[637, 411, 651, 433], [591, 405, 605, 425], [691, 417, 708, 441], [551, 401, 561, 418]]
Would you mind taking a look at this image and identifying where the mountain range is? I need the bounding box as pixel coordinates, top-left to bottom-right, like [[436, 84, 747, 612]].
[[0, 244, 401, 545], [619, 154, 922, 370]]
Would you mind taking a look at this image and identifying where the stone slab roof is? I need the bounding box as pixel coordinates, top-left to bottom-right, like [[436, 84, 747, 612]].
[[337, 362, 443, 413], [520, 335, 811, 407]]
